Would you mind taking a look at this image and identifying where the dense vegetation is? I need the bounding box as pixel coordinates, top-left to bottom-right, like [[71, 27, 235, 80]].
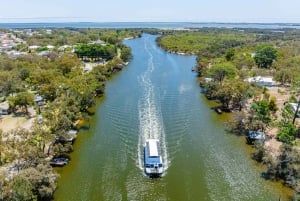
[[0, 28, 140, 200], [158, 28, 300, 195], [3, 26, 300, 199]]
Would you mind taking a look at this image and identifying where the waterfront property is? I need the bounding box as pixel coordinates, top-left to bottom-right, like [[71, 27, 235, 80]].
[[245, 76, 275, 87]]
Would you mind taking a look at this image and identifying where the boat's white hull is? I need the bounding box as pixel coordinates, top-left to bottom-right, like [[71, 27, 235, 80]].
[[145, 167, 164, 176]]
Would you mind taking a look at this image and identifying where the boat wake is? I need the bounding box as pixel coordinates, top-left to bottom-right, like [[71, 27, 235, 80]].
[[137, 39, 168, 176]]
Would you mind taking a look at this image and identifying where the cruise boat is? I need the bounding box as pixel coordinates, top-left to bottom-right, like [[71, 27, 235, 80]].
[[144, 139, 164, 177]]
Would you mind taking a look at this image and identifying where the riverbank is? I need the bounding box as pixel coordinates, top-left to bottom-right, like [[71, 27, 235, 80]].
[[0, 28, 141, 200], [158, 28, 300, 198], [54, 33, 292, 201]]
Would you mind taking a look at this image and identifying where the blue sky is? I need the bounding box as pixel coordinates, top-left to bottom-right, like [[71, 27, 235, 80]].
[[0, 0, 300, 23]]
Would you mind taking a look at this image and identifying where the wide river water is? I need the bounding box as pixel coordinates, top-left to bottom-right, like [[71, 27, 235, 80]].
[[54, 34, 293, 201]]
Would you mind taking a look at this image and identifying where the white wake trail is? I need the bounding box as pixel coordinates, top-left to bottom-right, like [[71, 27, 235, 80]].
[[137, 39, 169, 175]]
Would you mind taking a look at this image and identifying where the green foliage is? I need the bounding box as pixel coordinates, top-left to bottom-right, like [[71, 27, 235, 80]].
[[252, 143, 266, 162], [215, 81, 235, 108], [225, 48, 235, 61], [250, 99, 271, 125], [207, 62, 236, 83], [57, 53, 81, 75], [0, 28, 137, 201], [9, 175, 36, 201], [268, 97, 278, 113], [19, 68, 30, 81], [204, 79, 251, 110], [0, 165, 56, 201], [8, 91, 34, 114], [38, 84, 57, 102], [231, 80, 251, 110], [120, 45, 132, 62], [277, 123, 297, 144], [79, 92, 96, 112], [158, 30, 255, 55], [75, 43, 116, 60], [254, 45, 277, 68], [232, 52, 255, 70], [265, 144, 300, 188], [274, 69, 294, 84]]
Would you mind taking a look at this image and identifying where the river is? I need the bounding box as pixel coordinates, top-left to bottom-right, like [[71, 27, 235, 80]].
[[54, 34, 293, 201]]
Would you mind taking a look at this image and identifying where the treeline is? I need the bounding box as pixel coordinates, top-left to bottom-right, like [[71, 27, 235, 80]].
[[0, 28, 140, 200], [75, 43, 116, 60], [158, 28, 300, 195], [14, 28, 141, 47]]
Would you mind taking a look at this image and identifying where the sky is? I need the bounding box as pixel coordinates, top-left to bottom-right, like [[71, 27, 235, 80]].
[[0, 0, 300, 23]]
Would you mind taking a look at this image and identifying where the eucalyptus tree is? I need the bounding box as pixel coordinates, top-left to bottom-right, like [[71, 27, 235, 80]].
[[254, 45, 277, 68], [274, 69, 294, 85], [8, 91, 34, 114], [206, 62, 236, 83]]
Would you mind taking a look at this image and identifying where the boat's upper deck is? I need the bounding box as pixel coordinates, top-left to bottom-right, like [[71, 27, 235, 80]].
[[147, 139, 160, 156], [145, 139, 162, 165]]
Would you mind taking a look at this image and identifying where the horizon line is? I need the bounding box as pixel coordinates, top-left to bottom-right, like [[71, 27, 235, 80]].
[[0, 21, 300, 24]]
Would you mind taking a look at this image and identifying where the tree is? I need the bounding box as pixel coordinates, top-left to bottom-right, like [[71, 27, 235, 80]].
[[196, 57, 209, 76], [281, 104, 294, 124], [19, 68, 30, 81], [9, 175, 36, 201], [215, 81, 235, 109], [207, 62, 236, 83], [233, 52, 254, 70], [254, 45, 277, 68], [277, 123, 297, 144], [79, 92, 95, 112], [225, 48, 235, 61], [231, 80, 251, 111], [250, 99, 271, 125], [274, 69, 294, 85], [57, 53, 80, 76], [38, 84, 57, 102], [268, 97, 278, 114], [120, 45, 132, 62], [1, 165, 57, 201], [8, 91, 34, 114]]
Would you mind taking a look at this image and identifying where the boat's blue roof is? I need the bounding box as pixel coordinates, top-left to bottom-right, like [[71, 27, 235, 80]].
[[144, 139, 162, 165], [145, 156, 161, 165]]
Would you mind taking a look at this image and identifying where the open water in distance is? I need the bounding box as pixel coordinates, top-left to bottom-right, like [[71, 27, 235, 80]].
[[0, 22, 299, 29], [55, 34, 293, 201]]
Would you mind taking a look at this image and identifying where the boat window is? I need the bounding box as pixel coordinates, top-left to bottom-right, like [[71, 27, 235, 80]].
[[159, 164, 163, 167]]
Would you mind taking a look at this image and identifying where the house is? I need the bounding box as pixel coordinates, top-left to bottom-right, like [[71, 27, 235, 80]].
[[89, 39, 106, 45], [46, 29, 52, 35], [0, 101, 10, 115], [245, 76, 274, 87]]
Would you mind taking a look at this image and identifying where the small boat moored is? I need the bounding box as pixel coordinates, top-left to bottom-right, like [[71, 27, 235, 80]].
[[144, 139, 164, 177], [246, 130, 266, 144], [215, 107, 223, 114], [50, 157, 69, 167]]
